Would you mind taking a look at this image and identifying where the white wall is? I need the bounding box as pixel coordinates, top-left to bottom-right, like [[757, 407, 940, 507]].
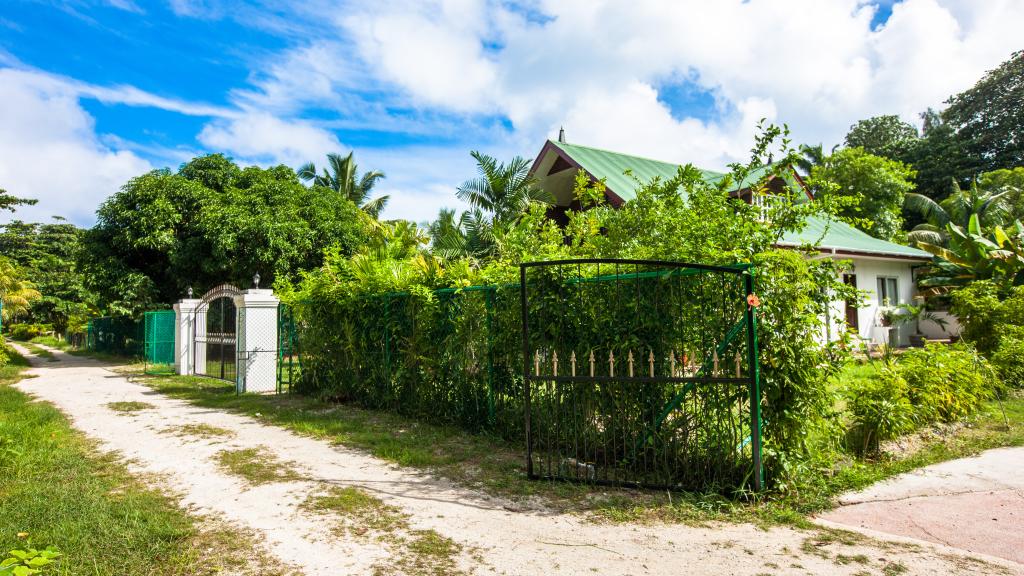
[[819, 256, 922, 347]]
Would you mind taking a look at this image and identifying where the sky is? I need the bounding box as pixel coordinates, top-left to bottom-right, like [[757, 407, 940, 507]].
[[0, 0, 1021, 227]]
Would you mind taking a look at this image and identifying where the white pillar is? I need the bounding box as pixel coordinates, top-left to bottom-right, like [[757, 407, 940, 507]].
[[173, 298, 200, 375], [233, 289, 280, 393]]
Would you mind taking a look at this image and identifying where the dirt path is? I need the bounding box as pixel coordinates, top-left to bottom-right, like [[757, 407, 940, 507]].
[[818, 446, 1024, 566], [10, 343, 1021, 576]]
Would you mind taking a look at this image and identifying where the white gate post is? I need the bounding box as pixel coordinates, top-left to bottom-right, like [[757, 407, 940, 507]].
[[233, 288, 280, 393], [173, 297, 200, 375]]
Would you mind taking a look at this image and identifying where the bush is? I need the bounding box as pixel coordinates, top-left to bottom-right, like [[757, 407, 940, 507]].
[[0, 343, 9, 369], [952, 282, 1024, 356], [844, 343, 998, 454], [991, 326, 1024, 388], [6, 323, 49, 342], [897, 343, 996, 423], [845, 367, 914, 453]]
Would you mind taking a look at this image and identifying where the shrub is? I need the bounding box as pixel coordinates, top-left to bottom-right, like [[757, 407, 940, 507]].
[[844, 343, 998, 454], [897, 343, 996, 423], [991, 325, 1024, 388], [7, 323, 48, 342], [952, 281, 1024, 356], [844, 367, 914, 453]]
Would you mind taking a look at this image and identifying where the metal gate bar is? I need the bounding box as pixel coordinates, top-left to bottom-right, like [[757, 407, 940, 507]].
[[520, 258, 763, 492]]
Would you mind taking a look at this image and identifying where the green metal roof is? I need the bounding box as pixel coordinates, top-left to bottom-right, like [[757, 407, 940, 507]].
[[545, 139, 930, 260], [779, 216, 930, 259], [549, 140, 726, 201]]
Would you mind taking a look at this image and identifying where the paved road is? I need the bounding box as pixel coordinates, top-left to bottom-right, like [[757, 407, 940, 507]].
[[819, 446, 1024, 566]]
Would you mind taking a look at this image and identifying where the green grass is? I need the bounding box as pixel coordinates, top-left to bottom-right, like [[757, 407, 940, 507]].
[[215, 447, 300, 485], [19, 342, 57, 362], [29, 336, 75, 351], [106, 401, 155, 413], [0, 345, 282, 575]]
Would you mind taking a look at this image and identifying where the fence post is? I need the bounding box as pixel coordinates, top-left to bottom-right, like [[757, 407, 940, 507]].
[[173, 297, 201, 375], [520, 264, 533, 479], [744, 269, 764, 491]]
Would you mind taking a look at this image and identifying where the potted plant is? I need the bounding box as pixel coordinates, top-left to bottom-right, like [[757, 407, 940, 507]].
[[890, 303, 949, 347]]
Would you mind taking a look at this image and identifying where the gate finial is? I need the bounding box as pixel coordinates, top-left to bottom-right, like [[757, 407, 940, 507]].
[[735, 351, 742, 378], [608, 351, 615, 377], [627, 350, 634, 377], [570, 351, 577, 377], [589, 350, 595, 377], [669, 351, 676, 377], [552, 350, 559, 376], [649, 350, 655, 377], [712, 349, 720, 376]]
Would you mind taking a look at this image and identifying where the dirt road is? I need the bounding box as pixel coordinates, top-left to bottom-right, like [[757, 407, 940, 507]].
[[10, 343, 1019, 576]]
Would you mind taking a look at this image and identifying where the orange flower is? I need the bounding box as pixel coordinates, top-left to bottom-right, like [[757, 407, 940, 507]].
[[746, 293, 761, 308]]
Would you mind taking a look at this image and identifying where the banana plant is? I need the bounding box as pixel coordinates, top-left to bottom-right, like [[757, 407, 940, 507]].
[[915, 214, 1024, 294]]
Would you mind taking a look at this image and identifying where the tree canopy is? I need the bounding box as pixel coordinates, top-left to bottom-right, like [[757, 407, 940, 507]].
[[844, 115, 918, 160], [81, 155, 368, 315], [0, 219, 93, 334], [809, 147, 916, 241]]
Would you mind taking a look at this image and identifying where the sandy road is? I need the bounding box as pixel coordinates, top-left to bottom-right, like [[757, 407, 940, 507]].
[[9, 343, 1019, 576]]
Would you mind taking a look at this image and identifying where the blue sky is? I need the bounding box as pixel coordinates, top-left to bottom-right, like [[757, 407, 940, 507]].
[[0, 0, 1019, 226]]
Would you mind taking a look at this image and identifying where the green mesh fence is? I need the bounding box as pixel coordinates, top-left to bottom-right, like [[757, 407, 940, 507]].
[[86, 316, 144, 357], [144, 310, 177, 375]]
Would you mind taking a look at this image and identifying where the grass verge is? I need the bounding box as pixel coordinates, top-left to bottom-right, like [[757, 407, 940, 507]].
[[125, 363, 1024, 527], [0, 345, 286, 575]]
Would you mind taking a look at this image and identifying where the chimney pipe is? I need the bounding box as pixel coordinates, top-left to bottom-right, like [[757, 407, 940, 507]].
[[558, 126, 566, 143]]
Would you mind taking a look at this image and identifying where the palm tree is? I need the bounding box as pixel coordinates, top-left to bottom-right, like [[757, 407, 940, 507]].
[[0, 257, 41, 323], [298, 152, 389, 218], [905, 180, 1010, 246], [795, 143, 834, 176], [427, 208, 496, 260], [456, 151, 552, 225]]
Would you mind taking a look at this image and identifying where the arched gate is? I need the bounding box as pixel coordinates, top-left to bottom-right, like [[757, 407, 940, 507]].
[[192, 284, 242, 382]]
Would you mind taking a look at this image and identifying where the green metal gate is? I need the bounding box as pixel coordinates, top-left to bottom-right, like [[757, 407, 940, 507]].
[[276, 303, 301, 393], [143, 310, 176, 375]]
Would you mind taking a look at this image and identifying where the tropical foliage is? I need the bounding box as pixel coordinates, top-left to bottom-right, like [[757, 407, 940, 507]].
[[951, 281, 1024, 387], [915, 216, 1024, 293], [0, 220, 93, 336], [0, 258, 41, 324], [904, 180, 1011, 246], [298, 152, 389, 217]]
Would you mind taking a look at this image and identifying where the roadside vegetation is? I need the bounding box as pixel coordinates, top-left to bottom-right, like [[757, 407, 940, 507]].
[[130, 359, 1023, 527], [0, 343, 283, 575]]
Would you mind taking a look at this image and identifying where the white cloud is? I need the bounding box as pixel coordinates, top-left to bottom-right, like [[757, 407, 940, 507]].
[[197, 112, 343, 167], [333, 0, 1023, 169], [0, 68, 152, 226]]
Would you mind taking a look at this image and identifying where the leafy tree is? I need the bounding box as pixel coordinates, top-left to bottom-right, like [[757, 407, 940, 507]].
[[0, 257, 41, 323], [0, 219, 94, 335], [809, 147, 916, 240], [0, 188, 37, 213], [904, 181, 1010, 245], [844, 115, 918, 160], [943, 50, 1024, 177], [298, 152, 389, 217], [81, 156, 367, 315]]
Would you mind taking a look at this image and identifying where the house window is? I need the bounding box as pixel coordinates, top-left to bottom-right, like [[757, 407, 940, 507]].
[[877, 276, 899, 306]]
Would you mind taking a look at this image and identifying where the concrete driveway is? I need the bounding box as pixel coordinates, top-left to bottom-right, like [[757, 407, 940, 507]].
[[818, 446, 1024, 566]]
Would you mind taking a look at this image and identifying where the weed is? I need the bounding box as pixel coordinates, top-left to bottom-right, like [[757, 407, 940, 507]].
[[164, 423, 235, 439], [883, 561, 908, 575], [106, 401, 155, 413], [215, 447, 300, 485]]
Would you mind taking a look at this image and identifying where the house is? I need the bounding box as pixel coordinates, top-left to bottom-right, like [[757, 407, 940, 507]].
[[528, 136, 950, 346]]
